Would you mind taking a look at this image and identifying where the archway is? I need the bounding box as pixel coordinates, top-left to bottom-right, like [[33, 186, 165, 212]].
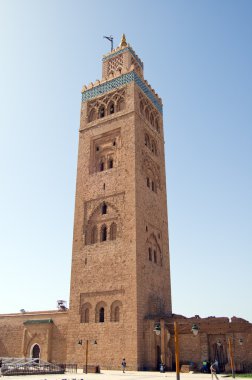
[[31, 344, 40, 362]]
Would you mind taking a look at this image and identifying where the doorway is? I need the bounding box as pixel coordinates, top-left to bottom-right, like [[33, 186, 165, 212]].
[[211, 343, 227, 373], [31, 344, 40, 362]]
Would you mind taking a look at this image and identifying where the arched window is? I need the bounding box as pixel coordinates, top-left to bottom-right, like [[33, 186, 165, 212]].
[[147, 177, 150, 187], [145, 108, 150, 121], [81, 303, 91, 323], [101, 203, 107, 215], [101, 225, 107, 242], [150, 113, 154, 126], [149, 247, 152, 261], [114, 306, 120, 322], [140, 101, 144, 114], [111, 301, 122, 322], [117, 98, 125, 111], [95, 302, 106, 323], [99, 106, 105, 118], [91, 225, 98, 244], [108, 102, 115, 115], [108, 158, 113, 169], [99, 307, 105, 322], [88, 108, 96, 123], [85, 308, 89, 322], [99, 161, 104, 172], [110, 222, 117, 240]]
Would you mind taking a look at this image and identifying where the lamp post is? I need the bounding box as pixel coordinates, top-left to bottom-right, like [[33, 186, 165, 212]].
[[174, 322, 180, 380], [228, 337, 243, 379], [228, 338, 235, 379], [78, 339, 97, 374]]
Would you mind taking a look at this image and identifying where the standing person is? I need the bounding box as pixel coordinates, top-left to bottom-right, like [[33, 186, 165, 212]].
[[121, 358, 126, 373], [210, 361, 219, 380]]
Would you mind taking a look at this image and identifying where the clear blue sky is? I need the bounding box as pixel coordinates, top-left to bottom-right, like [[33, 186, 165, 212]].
[[1, 0, 251, 322]]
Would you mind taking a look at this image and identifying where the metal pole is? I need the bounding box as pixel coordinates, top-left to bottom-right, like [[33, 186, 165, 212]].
[[85, 340, 89, 374], [174, 322, 180, 380], [228, 337, 235, 378]]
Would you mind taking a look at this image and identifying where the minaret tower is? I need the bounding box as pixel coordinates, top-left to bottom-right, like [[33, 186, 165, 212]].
[[67, 35, 172, 370]]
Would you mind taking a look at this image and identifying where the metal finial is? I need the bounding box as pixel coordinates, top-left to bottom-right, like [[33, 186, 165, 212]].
[[120, 34, 127, 48], [103, 35, 114, 51]]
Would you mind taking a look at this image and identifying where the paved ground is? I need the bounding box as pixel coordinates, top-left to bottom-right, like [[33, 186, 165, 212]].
[[0, 371, 238, 380]]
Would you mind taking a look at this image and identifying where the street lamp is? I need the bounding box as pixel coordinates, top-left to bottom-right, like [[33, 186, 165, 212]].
[[191, 324, 199, 336], [78, 339, 97, 374], [153, 322, 161, 335]]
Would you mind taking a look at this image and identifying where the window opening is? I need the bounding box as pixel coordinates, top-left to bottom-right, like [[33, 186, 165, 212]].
[[99, 106, 105, 118], [114, 306, 120, 322], [154, 250, 157, 263], [99, 161, 104, 172], [103, 183, 105, 190], [152, 181, 155, 192], [99, 307, 105, 322], [108, 159, 113, 169], [102, 203, 107, 214], [96, 146, 99, 152], [109, 103, 115, 114], [147, 177, 150, 187], [101, 225, 107, 241], [149, 248, 152, 261]]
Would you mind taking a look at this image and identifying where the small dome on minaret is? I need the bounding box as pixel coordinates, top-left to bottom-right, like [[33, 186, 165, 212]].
[[119, 34, 127, 48]]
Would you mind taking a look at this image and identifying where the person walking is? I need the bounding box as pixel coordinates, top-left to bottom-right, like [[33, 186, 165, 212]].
[[121, 358, 126, 373], [210, 361, 219, 380]]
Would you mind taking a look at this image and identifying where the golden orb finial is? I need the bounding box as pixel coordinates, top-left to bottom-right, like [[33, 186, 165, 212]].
[[120, 34, 127, 48]]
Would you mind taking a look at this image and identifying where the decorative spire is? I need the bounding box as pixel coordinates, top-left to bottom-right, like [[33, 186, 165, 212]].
[[120, 34, 127, 48]]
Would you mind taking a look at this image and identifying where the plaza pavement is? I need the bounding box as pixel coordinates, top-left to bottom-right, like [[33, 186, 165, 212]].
[[0, 370, 240, 380]]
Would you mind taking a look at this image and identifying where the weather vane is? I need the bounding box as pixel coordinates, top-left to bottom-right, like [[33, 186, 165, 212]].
[[103, 35, 114, 51]]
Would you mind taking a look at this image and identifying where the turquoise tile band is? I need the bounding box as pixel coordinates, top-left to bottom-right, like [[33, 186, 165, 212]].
[[82, 71, 162, 114]]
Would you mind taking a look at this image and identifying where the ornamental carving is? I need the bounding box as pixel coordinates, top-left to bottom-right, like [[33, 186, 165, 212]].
[[142, 152, 161, 190], [87, 88, 126, 123], [139, 92, 160, 133]]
